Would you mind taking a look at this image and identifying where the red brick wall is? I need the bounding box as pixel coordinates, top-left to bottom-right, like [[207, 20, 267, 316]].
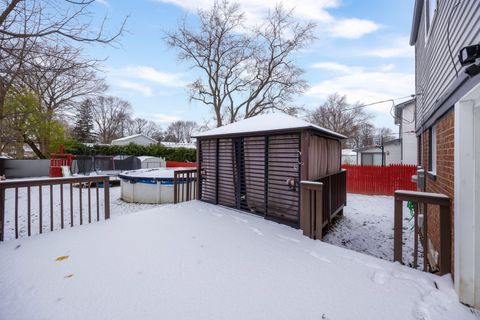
[[419, 109, 454, 271]]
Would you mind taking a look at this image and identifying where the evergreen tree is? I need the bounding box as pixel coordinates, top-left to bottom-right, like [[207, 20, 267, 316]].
[[72, 99, 95, 143]]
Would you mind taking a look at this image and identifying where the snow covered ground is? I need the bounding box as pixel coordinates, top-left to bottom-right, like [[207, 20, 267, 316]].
[[0, 200, 474, 320], [324, 193, 423, 267]]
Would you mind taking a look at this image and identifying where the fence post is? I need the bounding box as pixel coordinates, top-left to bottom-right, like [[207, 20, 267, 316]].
[[104, 178, 110, 220], [393, 195, 403, 263], [0, 188, 4, 241], [173, 172, 178, 204]]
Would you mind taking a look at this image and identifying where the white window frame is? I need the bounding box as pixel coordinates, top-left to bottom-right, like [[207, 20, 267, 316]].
[[424, 0, 438, 42]]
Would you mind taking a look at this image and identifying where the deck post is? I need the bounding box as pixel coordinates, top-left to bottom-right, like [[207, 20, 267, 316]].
[[300, 185, 312, 237], [314, 184, 323, 240], [196, 139, 201, 200], [0, 188, 4, 241], [104, 178, 110, 220], [439, 202, 452, 275], [394, 197, 403, 263]]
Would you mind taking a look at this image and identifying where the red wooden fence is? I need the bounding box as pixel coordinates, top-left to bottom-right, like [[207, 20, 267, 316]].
[[341, 164, 417, 195], [166, 161, 197, 168]]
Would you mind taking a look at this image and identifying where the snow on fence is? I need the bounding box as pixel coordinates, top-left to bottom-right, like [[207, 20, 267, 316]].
[[0, 176, 111, 241], [342, 164, 417, 196]]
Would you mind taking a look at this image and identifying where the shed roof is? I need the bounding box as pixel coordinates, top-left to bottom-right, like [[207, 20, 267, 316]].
[[111, 134, 158, 144], [353, 138, 402, 152], [193, 113, 346, 139]]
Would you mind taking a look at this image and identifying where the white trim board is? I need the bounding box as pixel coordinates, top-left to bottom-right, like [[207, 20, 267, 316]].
[[454, 81, 480, 307]]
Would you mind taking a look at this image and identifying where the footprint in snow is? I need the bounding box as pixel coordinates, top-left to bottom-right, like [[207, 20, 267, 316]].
[[233, 216, 248, 223], [308, 251, 331, 263], [250, 227, 263, 236], [277, 234, 300, 243], [372, 271, 389, 285], [211, 212, 223, 218]]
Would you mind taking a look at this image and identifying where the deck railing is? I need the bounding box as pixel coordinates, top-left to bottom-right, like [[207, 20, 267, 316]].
[[394, 190, 451, 275], [0, 175, 110, 241], [173, 169, 198, 204], [318, 169, 347, 227], [300, 169, 347, 239]]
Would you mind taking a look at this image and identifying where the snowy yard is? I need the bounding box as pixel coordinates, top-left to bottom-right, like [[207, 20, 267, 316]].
[[0, 200, 474, 320], [324, 193, 423, 267]]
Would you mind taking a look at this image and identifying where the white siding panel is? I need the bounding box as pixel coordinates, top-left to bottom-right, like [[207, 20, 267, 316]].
[[415, 0, 480, 130]]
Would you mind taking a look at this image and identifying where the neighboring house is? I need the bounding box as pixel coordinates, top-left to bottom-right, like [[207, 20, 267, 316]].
[[341, 149, 357, 164], [410, 0, 480, 307], [394, 99, 417, 165], [111, 134, 158, 146], [353, 139, 401, 166]]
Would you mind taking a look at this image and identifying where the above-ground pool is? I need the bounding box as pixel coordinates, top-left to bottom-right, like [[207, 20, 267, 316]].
[[118, 168, 191, 204]]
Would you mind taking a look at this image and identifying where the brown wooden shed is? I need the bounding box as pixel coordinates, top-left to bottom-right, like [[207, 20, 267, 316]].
[[193, 113, 347, 239]]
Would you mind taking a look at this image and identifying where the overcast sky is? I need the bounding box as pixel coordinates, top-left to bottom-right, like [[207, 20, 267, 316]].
[[85, 0, 415, 131]]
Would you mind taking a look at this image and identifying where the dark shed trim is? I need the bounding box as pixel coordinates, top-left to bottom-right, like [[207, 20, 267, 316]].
[[195, 127, 344, 141]]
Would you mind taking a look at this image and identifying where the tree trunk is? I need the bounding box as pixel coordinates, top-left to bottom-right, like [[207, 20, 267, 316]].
[[23, 134, 45, 159]]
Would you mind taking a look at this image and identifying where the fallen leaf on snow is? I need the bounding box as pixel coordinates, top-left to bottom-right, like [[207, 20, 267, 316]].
[[55, 256, 69, 262]]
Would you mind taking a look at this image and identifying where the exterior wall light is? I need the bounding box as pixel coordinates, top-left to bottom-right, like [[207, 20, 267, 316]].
[[459, 44, 480, 66]]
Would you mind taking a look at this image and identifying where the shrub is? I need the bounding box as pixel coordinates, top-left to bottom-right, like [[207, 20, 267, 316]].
[[65, 143, 196, 162]]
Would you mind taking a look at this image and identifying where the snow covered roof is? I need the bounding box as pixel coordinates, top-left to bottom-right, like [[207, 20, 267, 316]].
[[161, 142, 196, 149], [193, 113, 346, 139], [137, 156, 164, 162], [111, 134, 157, 144], [342, 149, 356, 156]]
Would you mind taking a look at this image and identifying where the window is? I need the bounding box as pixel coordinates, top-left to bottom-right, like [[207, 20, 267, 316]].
[[425, 0, 438, 39], [362, 153, 383, 166], [417, 136, 422, 165], [428, 126, 437, 174]]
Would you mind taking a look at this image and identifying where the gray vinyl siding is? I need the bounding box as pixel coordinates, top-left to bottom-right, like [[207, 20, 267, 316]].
[[415, 0, 480, 130]]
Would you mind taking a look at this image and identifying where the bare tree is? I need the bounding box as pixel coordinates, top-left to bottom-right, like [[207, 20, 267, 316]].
[[91, 96, 131, 144], [0, 0, 127, 43], [166, 0, 315, 127], [309, 93, 372, 148], [355, 122, 376, 148], [124, 117, 161, 138], [376, 127, 396, 143], [0, 0, 127, 155], [23, 44, 106, 153], [164, 120, 198, 143]]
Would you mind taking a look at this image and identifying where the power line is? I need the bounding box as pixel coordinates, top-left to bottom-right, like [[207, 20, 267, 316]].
[[343, 94, 415, 112]]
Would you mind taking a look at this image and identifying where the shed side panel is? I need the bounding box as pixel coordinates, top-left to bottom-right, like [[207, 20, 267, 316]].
[[199, 139, 217, 203], [307, 134, 342, 180], [218, 138, 236, 207], [243, 136, 266, 214]]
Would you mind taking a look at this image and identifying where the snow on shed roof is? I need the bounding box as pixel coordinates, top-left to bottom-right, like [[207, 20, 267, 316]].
[[111, 134, 157, 143], [194, 113, 346, 139]]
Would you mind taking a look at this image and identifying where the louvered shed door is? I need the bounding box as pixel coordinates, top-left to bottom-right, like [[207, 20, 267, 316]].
[[217, 138, 236, 207], [199, 134, 301, 227], [266, 134, 301, 226]]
